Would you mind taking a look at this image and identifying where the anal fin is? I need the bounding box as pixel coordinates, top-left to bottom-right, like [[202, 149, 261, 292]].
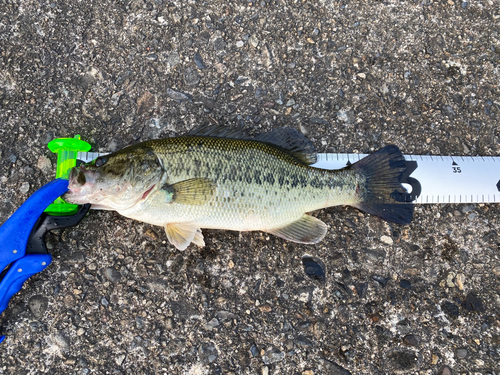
[[266, 215, 327, 244], [165, 223, 205, 250]]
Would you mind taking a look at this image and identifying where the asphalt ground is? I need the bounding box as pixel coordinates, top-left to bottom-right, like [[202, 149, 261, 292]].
[[0, 1, 499, 374]]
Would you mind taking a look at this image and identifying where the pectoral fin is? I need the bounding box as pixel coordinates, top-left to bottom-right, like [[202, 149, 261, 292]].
[[165, 223, 205, 250], [162, 178, 215, 205], [266, 215, 327, 244]]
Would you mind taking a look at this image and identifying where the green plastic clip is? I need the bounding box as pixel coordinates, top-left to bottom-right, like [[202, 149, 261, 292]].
[[45, 135, 91, 215]]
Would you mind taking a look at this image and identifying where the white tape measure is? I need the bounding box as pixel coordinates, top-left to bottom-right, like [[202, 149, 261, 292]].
[[78, 152, 500, 205]]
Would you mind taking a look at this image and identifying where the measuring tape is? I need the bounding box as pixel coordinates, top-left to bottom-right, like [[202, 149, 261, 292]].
[[77, 152, 500, 205]]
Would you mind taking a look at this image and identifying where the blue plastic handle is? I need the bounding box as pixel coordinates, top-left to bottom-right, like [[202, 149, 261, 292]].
[[0, 254, 52, 313], [0, 179, 68, 275], [0, 179, 68, 344]]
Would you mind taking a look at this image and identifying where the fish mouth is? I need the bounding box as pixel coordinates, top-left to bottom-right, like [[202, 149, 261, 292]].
[[63, 166, 99, 204]]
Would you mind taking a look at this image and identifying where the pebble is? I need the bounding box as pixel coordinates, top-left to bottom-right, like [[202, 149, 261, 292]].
[[380, 235, 393, 245], [28, 295, 49, 319], [204, 318, 219, 331], [105, 267, 122, 283], [20, 181, 30, 194], [236, 40, 244, 48], [262, 348, 285, 365], [437, 365, 453, 375], [115, 355, 126, 366], [462, 292, 484, 312], [455, 273, 465, 290], [48, 332, 70, 352], [183, 66, 200, 86], [166, 88, 192, 102], [403, 334, 419, 347], [198, 342, 218, 364], [7, 153, 17, 163], [301, 256, 326, 282], [336, 109, 355, 124], [385, 350, 418, 370], [441, 301, 459, 318], [372, 275, 389, 287], [37, 155, 52, 173], [166, 51, 180, 67], [194, 52, 207, 69], [399, 279, 412, 290], [249, 35, 259, 47], [456, 348, 467, 358], [286, 98, 295, 107]]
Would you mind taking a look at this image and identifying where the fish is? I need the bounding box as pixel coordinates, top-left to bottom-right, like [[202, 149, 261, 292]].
[[63, 126, 413, 250]]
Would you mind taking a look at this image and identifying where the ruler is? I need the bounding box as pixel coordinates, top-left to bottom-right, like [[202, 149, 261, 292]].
[[77, 152, 500, 204]]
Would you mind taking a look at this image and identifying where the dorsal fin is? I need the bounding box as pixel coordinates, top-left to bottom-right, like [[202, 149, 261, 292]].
[[186, 125, 317, 165], [254, 127, 317, 165]]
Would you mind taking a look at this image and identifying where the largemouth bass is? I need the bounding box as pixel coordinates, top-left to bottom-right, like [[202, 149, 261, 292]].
[[64, 126, 413, 250]]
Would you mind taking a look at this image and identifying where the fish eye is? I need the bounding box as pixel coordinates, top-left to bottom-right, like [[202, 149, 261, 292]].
[[95, 156, 107, 167]]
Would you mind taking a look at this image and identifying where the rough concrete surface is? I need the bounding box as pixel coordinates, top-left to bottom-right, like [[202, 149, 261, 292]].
[[0, 0, 499, 374]]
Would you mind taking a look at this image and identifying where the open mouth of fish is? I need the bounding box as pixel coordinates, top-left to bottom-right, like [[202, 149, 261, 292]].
[[64, 166, 100, 204]]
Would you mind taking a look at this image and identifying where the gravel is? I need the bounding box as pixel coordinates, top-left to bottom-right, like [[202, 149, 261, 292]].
[[0, 1, 499, 374]]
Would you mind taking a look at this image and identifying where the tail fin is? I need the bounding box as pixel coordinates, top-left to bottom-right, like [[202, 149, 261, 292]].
[[350, 145, 413, 225]]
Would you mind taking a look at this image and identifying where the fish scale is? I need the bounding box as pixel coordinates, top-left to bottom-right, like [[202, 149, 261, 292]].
[[120, 136, 361, 232]]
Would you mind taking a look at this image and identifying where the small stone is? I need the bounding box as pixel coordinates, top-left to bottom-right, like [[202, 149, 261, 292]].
[[456, 348, 467, 358], [198, 342, 218, 364], [115, 354, 126, 366], [88, 263, 97, 271], [462, 292, 484, 312], [431, 354, 439, 365], [400, 279, 411, 290], [262, 367, 269, 375], [370, 313, 382, 323], [204, 318, 219, 331], [249, 35, 259, 48], [236, 40, 244, 48], [166, 88, 192, 102], [37, 155, 52, 173], [166, 51, 180, 67], [372, 275, 389, 287], [101, 297, 109, 306], [286, 98, 295, 107], [437, 365, 452, 375], [385, 350, 418, 370], [380, 235, 393, 245], [337, 109, 355, 124], [441, 301, 459, 318], [143, 228, 159, 241], [302, 256, 326, 282], [29, 295, 49, 319], [76, 328, 85, 336], [105, 268, 122, 283], [20, 182, 30, 194], [455, 273, 465, 290], [262, 348, 285, 365], [48, 332, 70, 352], [403, 334, 419, 347], [194, 52, 207, 69], [357, 73, 366, 79], [183, 66, 200, 86], [7, 153, 17, 163]]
